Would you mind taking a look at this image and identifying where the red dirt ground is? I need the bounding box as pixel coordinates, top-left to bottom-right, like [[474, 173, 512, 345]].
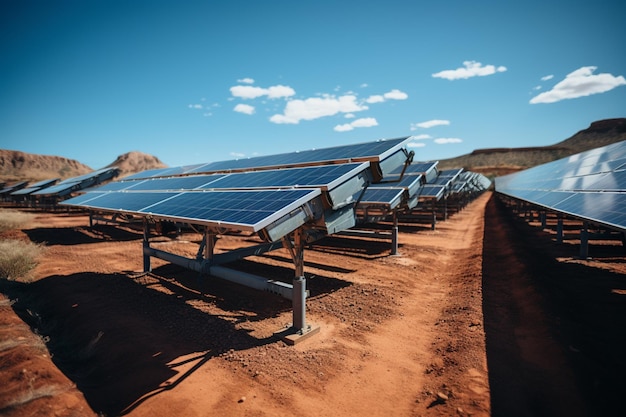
[[1, 192, 625, 416]]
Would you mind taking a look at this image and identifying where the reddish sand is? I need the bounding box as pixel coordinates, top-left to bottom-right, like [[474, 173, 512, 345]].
[[1, 192, 625, 416]]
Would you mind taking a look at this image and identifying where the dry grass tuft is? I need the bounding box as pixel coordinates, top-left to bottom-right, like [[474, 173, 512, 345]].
[[0, 240, 44, 281], [0, 209, 36, 233]]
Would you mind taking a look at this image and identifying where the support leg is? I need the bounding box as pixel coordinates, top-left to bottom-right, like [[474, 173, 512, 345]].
[[580, 222, 589, 259], [280, 229, 320, 345], [391, 212, 399, 256], [143, 219, 151, 273]]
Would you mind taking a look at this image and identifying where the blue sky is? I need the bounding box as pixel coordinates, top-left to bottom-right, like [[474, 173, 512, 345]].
[[2, 0, 625, 169]]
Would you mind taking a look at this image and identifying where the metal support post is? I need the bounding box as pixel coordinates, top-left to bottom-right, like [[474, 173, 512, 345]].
[[580, 222, 589, 259], [391, 212, 399, 256], [431, 201, 437, 230], [142, 219, 151, 273], [556, 215, 564, 244], [280, 228, 320, 344], [540, 211, 547, 229]]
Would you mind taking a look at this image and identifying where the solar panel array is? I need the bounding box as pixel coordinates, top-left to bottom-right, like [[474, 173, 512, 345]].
[[62, 138, 413, 241], [495, 140, 626, 231], [32, 167, 119, 198], [354, 160, 491, 216], [10, 178, 59, 197], [0, 180, 29, 197]]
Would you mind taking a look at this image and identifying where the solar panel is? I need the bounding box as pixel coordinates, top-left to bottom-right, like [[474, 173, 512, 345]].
[[419, 185, 446, 200], [495, 140, 626, 230], [63, 188, 322, 233], [121, 167, 188, 181], [32, 181, 81, 196], [358, 187, 405, 209], [32, 167, 119, 197], [185, 137, 410, 175], [203, 163, 368, 191], [390, 161, 439, 183]]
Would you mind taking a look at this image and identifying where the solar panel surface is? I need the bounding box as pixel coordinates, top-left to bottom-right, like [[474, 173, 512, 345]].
[[496, 140, 626, 230], [185, 137, 409, 175]]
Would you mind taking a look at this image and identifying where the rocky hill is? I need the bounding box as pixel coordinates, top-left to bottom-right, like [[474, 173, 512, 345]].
[[0, 150, 93, 183], [106, 151, 167, 178], [438, 118, 626, 177], [0, 150, 168, 185]]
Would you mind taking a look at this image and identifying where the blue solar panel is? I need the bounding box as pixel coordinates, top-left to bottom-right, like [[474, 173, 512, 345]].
[[63, 188, 322, 232], [182, 137, 410, 174], [496, 140, 626, 230], [419, 185, 445, 200], [358, 188, 405, 208], [203, 163, 367, 190], [130, 175, 225, 191], [66, 192, 179, 212]]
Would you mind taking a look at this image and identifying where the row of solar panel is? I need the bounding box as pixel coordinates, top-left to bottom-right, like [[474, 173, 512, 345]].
[[495, 140, 626, 231], [92, 162, 368, 193], [60, 138, 414, 241], [123, 137, 411, 180], [358, 163, 491, 209]]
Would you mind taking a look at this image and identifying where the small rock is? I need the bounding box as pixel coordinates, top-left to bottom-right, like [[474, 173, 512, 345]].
[[238, 396, 246, 403], [436, 392, 448, 402]]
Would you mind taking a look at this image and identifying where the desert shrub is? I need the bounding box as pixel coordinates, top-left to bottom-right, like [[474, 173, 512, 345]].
[[0, 209, 36, 233], [0, 239, 44, 281]]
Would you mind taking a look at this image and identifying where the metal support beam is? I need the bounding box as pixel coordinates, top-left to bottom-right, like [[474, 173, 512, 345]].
[[391, 212, 399, 256], [143, 219, 151, 273], [280, 228, 320, 344], [580, 222, 589, 259], [556, 215, 564, 244]]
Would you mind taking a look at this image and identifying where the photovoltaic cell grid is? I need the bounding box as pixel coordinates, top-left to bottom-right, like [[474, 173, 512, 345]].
[[495, 140, 626, 230], [62, 139, 413, 239], [121, 137, 410, 181], [187, 137, 409, 174], [32, 167, 119, 197]]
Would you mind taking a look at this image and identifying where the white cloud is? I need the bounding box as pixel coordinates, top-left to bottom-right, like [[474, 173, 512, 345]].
[[409, 134, 431, 140], [365, 89, 408, 104], [230, 84, 295, 99], [188, 104, 203, 109], [237, 78, 255, 84], [334, 124, 354, 132], [334, 117, 378, 132], [360, 83, 369, 88], [412, 119, 450, 129], [530, 66, 626, 104], [432, 61, 507, 80], [344, 113, 356, 119], [271, 94, 368, 124], [384, 89, 408, 100], [351, 117, 378, 128], [234, 103, 255, 115], [407, 141, 426, 148], [541, 74, 554, 81], [434, 138, 463, 144], [533, 85, 542, 91], [230, 151, 246, 158], [267, 85, 296, 99], [365, 95, 385, 103]]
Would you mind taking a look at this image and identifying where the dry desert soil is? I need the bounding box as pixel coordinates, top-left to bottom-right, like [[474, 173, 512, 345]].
[[1, 191, 626, 416]]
